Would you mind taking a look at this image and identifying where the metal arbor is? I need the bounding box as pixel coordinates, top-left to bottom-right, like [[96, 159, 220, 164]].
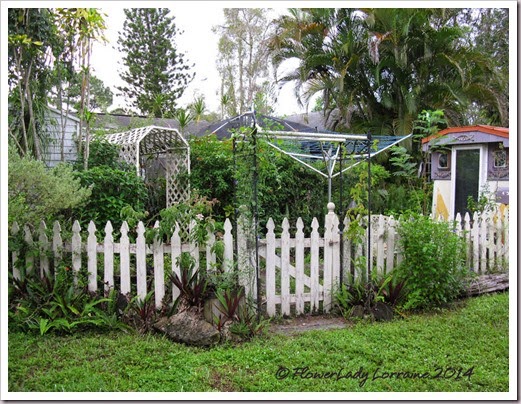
[[106, 126, 190, 207]]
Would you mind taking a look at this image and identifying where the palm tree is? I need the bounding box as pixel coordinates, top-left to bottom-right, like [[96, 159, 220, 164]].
[[270, 8, 507, 134], [190, 96, 206, 123]]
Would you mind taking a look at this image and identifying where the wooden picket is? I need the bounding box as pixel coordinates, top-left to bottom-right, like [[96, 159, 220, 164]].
[[8, 206, 509, 317]]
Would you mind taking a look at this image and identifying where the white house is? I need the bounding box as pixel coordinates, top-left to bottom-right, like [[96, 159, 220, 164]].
[[421, 125, 509, 220], [42, 106, 81, 167]]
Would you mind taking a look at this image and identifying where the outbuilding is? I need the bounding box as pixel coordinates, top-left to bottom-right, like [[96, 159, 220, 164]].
[[421, 125, 509, 219]]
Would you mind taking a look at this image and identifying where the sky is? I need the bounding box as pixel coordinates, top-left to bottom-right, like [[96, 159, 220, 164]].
[[90, 5, 305, 117]]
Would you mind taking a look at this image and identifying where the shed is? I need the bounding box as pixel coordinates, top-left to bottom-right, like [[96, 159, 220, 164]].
[[421, 125, 509, 219]]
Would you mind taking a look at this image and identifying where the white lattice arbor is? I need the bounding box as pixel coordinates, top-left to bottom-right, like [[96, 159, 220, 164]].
[[106, 126, 190, 207]]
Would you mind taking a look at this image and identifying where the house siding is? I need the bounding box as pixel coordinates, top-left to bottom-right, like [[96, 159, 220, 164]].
[[42, 109, 80, 167]]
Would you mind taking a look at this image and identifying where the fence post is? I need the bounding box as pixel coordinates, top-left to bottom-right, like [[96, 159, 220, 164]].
[[53, 221, 62, 274], [265, 218, 276, 316], [206, 226, 216, 272], [104, 221, 114, 293], [375, 214, 385, 276], [152, 221, 165, 308], [471, 212, 480, 273], [237, 213, 257, 305], [223, 218, 234, 272], [502, 208, 509, 266], [171, 224, 182, 304], [23, 225, 34, 275], [295, 217, 305, 315], [136, 221, 147, 300], [310, 218, 320, 312], [71, 221, 81, 285], [189, 219, 200, 272], [323, 202, 339, 312], [120, 222, 130, 295], [39, 221, 50, 278], [280, 218, 291, 316], [386, 215, 396, 275], [11, 222, 21, 281], [342, 215, 351, 283], [87, 221, 98, 292]]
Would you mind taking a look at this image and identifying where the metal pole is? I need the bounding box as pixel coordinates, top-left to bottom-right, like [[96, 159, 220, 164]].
[[233, 138, 238, 266], [251, 122, 261, 321], [367, 132, 372, 280], [339, 142, 344, 285]]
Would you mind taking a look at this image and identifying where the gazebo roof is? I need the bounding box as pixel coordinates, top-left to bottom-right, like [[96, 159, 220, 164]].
[[106, 125, 188, 152]]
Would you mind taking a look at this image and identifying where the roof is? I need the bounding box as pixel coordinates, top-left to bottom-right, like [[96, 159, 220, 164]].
[[46, 105, 81, 123], [196, 113, 321, 139], [92, 113, 212, 137], [422, 125, 509, 144]]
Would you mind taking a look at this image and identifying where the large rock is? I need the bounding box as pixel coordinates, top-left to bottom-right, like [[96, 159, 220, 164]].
[[154, 311, 220, 347], [372, 302, 393, 321]]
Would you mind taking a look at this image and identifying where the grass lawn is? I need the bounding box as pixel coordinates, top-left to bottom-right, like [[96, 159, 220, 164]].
[[7, 292, 509, 393]]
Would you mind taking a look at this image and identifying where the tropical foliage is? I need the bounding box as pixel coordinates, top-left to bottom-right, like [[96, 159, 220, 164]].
[[8, 7, 108, 167], [270, 8, 509, 134]]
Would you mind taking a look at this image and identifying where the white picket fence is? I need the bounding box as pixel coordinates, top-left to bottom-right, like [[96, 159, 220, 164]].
[[9, 204, 509, 317]]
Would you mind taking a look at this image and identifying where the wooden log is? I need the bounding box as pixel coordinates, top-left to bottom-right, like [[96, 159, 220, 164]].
[[466, 273, 509, 296]]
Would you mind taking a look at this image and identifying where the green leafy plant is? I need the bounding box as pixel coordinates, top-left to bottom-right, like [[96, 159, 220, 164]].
[[215, 287, 244, 322], [8, 145, 91, 227], [378, 273, 407, 308], [8, 261, 128, 335], [123, 290, 156, 333], [72, 165, 148, 229], [394, 214, 469, 310], [228, 299, 270, 341], [169, 253, 209, 311]]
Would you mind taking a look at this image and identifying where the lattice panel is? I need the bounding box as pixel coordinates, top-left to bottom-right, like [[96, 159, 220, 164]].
[[165, 151, 190, 207], [106, 126, 190, 208]]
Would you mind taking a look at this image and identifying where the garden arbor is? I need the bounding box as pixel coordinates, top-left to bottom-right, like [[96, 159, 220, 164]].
[[106, 126, 190, 207]]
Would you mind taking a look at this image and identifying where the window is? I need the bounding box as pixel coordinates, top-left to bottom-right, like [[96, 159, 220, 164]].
[[493, 150, 507, 168], [438, 151, 449, 169]]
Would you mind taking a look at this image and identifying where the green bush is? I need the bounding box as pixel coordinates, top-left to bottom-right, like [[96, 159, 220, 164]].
[[189, 134, 327, 229], [8, 146, 91, 227], [394, 214, 469, 309], [72, 166, 148, 229]]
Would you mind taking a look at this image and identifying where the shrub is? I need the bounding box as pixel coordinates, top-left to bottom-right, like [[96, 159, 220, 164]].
[[8, 146, 91, 227], [72, 165, 148, 229], [394, 214, 469, 310]]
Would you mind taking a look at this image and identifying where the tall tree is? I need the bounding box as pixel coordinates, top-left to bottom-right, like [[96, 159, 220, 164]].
[[117, 8, 195, 117], [49, 73, 113, 112], [8, 7, 106, 166], [270, 8, 508, 134], [8, 8, 55, 159], [213, 8, 276, 116], [52, 7, 106, 168]]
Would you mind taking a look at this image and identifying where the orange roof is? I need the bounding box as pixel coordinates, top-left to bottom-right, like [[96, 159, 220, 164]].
[[421, 125, 509, 144]]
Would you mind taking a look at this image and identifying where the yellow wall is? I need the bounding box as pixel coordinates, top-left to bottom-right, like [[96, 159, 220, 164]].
[[432, 179, 509, 219]]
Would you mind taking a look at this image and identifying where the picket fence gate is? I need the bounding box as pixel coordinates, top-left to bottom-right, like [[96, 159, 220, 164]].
[[9, 204, 509, 317]]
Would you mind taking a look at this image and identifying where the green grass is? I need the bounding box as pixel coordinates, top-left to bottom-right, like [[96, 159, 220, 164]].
[[8, 292, 509, 392]]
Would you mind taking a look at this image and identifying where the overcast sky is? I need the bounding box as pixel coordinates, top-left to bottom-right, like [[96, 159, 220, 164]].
[[90, 6, 305, 117]]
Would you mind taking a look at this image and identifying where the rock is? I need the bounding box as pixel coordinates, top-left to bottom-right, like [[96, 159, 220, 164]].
[[154, 311, 220, 347], [351, 305, 365, 318], [372, 302, 393, 321]]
